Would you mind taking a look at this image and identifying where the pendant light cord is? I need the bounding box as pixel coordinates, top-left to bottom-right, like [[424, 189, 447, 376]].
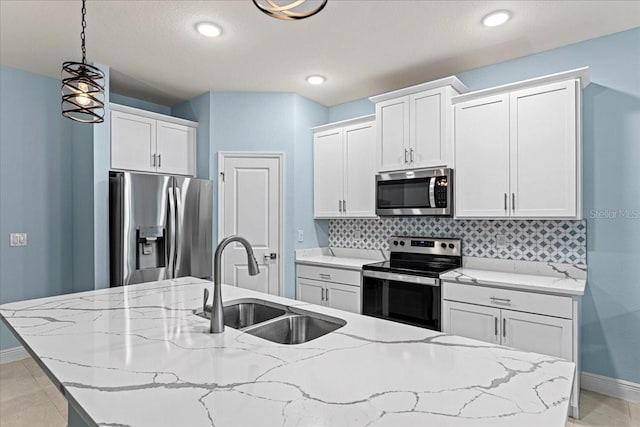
[[81, 0, 87, 64]]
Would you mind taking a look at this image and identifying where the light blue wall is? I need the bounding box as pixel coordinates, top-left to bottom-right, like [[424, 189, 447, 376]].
[[293, 95, 330, 251], [110, 93, 171, 116], [455, 27, 640, 384], [171, 93, 212, 179], [0, 66, 75, 349], [208, 92, 329, 298], [328, 98, 374, 123], [325, 28, 640, 385]]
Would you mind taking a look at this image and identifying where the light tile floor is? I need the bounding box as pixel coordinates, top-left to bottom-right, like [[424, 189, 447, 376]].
[[0, 357, 638, 426]]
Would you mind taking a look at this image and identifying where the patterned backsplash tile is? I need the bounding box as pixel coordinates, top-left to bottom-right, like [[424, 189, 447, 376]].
[[328, 218, 586, 264]]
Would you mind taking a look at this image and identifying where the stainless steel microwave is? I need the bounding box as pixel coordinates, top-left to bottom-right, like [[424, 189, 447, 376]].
[[376, 168, 452, 216]]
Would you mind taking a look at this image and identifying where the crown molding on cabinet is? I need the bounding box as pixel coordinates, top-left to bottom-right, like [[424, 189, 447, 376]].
[[110, 103, 199, 128], [368, 76, 469, 104], [312, 114, 376, 133], [451, 67, 590, 105]]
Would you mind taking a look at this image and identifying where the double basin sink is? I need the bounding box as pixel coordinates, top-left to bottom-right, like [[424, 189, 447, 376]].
[[196, 299, 346, 345]]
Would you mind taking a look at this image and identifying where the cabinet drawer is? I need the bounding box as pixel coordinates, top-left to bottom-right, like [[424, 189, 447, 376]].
[[296, 264, 361, 287], [442, 282, 572, 319]]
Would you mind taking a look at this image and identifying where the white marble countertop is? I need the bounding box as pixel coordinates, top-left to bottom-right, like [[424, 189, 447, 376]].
[[440, 259, 587, 296], [295, 247, 385, 271], [0, 277, 574, 427]]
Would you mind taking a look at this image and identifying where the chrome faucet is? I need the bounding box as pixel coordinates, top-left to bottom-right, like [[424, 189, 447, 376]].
[[209, 235, 260, 334]]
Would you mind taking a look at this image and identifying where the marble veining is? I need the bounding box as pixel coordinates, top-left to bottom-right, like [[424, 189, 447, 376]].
[[442, 258, 587, 296], [0, 277, 574, 426]]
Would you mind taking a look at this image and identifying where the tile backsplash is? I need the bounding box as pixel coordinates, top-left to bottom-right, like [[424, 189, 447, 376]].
[[328, 218, 586, 264]]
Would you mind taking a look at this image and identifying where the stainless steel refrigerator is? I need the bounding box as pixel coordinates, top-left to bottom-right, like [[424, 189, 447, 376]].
[[109, 171, 213, 287]]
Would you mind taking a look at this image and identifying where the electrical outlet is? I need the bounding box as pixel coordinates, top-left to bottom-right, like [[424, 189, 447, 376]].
[[10, 233, 27, 247], [297, 229, 304, 243], [496, 234, 506, 248], [354, 230, 364, 240]]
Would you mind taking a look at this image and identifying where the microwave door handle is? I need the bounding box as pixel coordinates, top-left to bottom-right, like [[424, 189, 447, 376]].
[[429, 177, 436, 208]]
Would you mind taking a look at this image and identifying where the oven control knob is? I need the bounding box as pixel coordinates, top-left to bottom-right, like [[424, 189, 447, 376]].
[[441, 243, 447, 249], [448, 243, 455, 249], [393, 240, 398, 246], [400, 241, 405, 246]]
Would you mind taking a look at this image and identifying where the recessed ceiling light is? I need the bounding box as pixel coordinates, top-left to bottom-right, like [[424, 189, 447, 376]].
[[482, 10, 511, 27], [196, 22, 222, 38], [306, 75, 326, 85]]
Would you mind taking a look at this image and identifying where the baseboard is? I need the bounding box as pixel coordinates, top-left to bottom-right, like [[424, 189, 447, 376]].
[[581, 371, 640, 403], [0, 345, 29, 364]]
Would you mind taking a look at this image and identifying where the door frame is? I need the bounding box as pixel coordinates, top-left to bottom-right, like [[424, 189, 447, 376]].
[[217, 152, 285, 296]]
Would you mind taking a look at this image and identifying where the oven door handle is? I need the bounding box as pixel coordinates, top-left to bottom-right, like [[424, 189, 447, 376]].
[[362, 270, 439, 287]]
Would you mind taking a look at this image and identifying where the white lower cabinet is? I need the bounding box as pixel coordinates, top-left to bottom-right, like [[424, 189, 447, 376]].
[[296, 264, 361, 314], [443, 301, 501, 345], [442, 281, 580, 417]]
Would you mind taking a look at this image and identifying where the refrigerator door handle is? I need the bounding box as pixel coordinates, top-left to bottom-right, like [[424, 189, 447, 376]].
[[174, 185, 182, 277], [168, 185, 177, 279]]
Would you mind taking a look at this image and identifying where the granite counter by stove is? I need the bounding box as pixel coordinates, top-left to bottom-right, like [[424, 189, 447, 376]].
[[0, 277, 574, 427]]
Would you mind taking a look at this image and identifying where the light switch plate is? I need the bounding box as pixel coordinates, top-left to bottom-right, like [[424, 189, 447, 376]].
[[297, 229, 304, 243], [10, 233, 27, 247]]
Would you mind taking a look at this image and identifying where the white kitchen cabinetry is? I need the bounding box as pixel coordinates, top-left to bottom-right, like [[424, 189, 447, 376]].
[[313, 115, 376, 219], [370, 77, 468, 172], [442, 280, 579, 416], [110, 103, 197, 176], [296, 264, 361, 314], [453, 68, 589, 219]]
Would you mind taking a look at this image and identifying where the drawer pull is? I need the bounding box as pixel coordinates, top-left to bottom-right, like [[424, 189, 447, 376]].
[[490, 296, 511, 304], [319, 273, 332, 279]]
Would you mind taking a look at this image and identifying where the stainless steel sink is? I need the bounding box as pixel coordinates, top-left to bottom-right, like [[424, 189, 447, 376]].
[[244, 314, 345, 345], [195, 298, 345, 344], [223, 302, 286, 329]]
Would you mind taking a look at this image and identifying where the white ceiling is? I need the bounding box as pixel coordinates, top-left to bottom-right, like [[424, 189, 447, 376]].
[[1, 1, 639, 107]]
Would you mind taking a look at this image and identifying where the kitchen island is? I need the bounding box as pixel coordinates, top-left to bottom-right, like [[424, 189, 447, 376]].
[[0, 277, 574, 427]]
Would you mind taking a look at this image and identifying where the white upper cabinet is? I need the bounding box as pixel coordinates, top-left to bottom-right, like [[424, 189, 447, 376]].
[[510, 81, 578, 218], [453, 68, 589, 219], [313, 115, 376, 219], [370, 77, 468, 172], [111, 111, 157, 173], [110, 103, 198, 177], [454, 94, 510, 218], [314, 128, 345, 218]]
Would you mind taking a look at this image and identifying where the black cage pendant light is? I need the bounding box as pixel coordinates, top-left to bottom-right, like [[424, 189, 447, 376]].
[[61, 0, 105, 124], [253, 0, 327, 21]]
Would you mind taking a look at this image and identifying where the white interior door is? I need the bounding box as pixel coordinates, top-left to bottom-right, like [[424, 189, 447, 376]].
[[220, 154, 282, 295]]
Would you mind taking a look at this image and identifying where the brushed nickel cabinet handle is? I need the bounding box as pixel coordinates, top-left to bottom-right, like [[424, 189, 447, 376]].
[[152, 153, 157, 167], [343, 200, 346, 212], [325, 288, 329, 301], [512, 193, 516, 211], [490, 297, 511, 303], [410, 148, 415, 163], [494, 317, 498, 336], [504, 193, 508, 212], [158, 154, 162, 168], [503, 318, 506, 338], [404, 149, 409, 163], [338, 200, 342, 212]]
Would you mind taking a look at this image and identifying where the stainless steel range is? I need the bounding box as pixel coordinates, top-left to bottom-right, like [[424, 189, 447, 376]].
[[361, 236, 462, 331]]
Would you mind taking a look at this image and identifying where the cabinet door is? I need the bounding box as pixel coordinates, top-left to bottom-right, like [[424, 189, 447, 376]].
[[344, 122, 376, 218], [410, 88, 446, 168], [326, 282, 361, 314], [314, 129, 345, 218], [376, 96, 410, 171], [454, 94, 511, 218], [502, 310, 572, 360], [297, 278, 325, 306], [156, 121, 196, 176], [111, 111, 156, 173], [510, 80, 578, 218], [442, 301, 501, 344]]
